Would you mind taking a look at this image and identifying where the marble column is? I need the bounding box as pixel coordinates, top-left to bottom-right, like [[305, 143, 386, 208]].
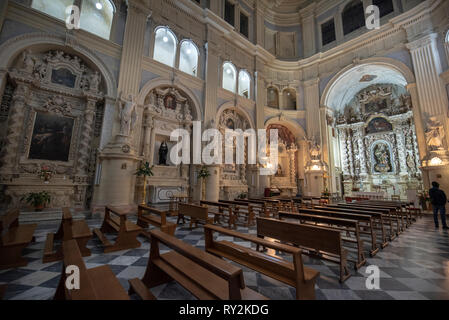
[[142, 112, 153, 160], [0, 82, 30, 174], [406, 83, 427, 160], [76, 97, 97, 175], [304, 78, 320, 139], [300, 3, 317, 58], [205, 165, 220, 202]]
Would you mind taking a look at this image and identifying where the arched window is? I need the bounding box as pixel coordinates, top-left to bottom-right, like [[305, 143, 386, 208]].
[[238, 70, 251, 99], [267, 86, 279, 109], [32, 0, 74, 21], [80, 0, 115, 40], [32, 0, 115, 40], [342, 0, 365, 36], [179, 40, 199, 77], [373, 0, 394, 18], [222, 62, 237, 93], [283, 88, 296, 110], [153, 27, 177, 68]]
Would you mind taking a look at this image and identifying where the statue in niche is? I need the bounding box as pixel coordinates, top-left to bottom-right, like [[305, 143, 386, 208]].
[[89, 71, 101, 91], [373, 143, 392, 173], [407, 154, 415, 170], [425, 117, 445, 151], [22, 50, 35, 74], [116, 92, 138, 137], [158, 141, 169, 166]]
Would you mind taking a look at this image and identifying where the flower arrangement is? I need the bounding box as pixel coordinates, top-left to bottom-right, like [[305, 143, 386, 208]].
[[37, 165, 55, 184], [197, 166, 211, 179], [237, 192, 247, 200]]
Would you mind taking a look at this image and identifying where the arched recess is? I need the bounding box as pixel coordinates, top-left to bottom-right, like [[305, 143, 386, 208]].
[[0, 32, 117, 97], [320, 57, 416, 108], [137, 78, 203, 121], [264, 116, 306, 140], [215, 102, 255, 130]]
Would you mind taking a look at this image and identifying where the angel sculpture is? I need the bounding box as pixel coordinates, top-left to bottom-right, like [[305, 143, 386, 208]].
[[116, 92, 138, 137]]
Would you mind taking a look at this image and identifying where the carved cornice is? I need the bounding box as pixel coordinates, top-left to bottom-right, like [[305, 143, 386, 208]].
[[405, 33, 439, 51]]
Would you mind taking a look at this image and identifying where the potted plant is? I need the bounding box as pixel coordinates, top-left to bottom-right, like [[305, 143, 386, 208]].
[[21, 191, 51, 211], [237, 192, 247, 200], [197, 166, 210, 201], [135, 161, 154, 205]]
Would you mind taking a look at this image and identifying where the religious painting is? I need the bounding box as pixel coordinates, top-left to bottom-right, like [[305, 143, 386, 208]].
[[28, 112, 74, 162], [164, 94, 176, 110], [372, 142, 393, 173], [366, 117, 393, 134], [51, 68, 77, 88]]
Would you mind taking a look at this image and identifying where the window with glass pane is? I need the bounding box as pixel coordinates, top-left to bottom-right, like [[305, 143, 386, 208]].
[[153, 28, 177, 68], [240, 13, 249, 38], [321, 19, 336, 46], [79, 0, 114, 40], [223, 62, 237, 93], [224, 1, 235, 26], [32, 0, 74, 21], [342, 0, 365, 35], [238, 71, 251, 99], [179, 41, 199, 77], [373, 0, 394, 18]]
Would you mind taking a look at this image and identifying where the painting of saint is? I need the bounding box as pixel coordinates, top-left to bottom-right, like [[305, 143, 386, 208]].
[[373, 143, 392, 173], [164, 95, 176, 110], [366, 117, 393, 134], [226, 119, 235, 130], [28, 112, 74, 162]]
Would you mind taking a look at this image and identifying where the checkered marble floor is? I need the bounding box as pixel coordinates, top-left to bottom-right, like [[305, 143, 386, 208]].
[[1, 214, 449, 300]]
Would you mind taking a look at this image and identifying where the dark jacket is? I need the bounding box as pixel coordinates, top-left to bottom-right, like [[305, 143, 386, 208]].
[[429, 187, 447, 206]]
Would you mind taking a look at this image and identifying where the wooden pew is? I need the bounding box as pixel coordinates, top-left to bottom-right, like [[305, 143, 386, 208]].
[[0, 209, 37, 270], [128, 229, 267, 300], [43, 208, 92, 263], [137, 205, 177, 237], [297, 207, 381, 256], [219, 200, 255, 227], [204, 223, 319, 300], [177, 203, 220, 229], [363, 201, 412, 227], [234, 199, 269, 217], [0, 284, 6, 300], [320, 205, 392, 246], [54, 239, 131, 300], [93, 206, 142, 253], [340, 203, 401, 236], [256, 217, 351, 283], [200, 200, 236, 229], [279, 211, 366, 269]]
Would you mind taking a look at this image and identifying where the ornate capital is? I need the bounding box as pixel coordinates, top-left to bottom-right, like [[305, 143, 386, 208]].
[[405, 33, 438, 51]]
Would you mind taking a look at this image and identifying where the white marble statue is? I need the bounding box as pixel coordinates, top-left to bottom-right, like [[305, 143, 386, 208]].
[[22, 50, 35, 74], [116, 92, 138, 137], [89, 71, 101, 91]]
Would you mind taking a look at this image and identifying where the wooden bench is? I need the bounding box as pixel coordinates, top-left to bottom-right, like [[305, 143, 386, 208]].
[[357, 201, 409, 229], [0, 209, 37, 269], [256, 217, 351, 283], [128, 229, 267, 300], [43, 208, 92, 263], [219, 200, 255, 226], [341, 203, 401, 236], [177, 203, 220, 229], [298, 207, 382, 255], [278, 211, 366, 269], [205, 224, 319, 300], [200, 201, 236, 228], [320, 205, 391, 246], [93, 206, 142, 253], [137, 205, 176, 237], [54, 239, 130, 300], [234, 199, 269, 217], [0, 284, 6, 300]]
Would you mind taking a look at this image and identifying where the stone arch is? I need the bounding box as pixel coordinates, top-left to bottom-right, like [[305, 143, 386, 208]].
[[264, 116, 306, 140], [320, 57, 416, 109], [137, 78, 203, 121], [0, 32, 117, 97], [215, 102, 256, 130]]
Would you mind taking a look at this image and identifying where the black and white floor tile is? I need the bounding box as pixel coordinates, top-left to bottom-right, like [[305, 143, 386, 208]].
[[1, 213, 448, 300]]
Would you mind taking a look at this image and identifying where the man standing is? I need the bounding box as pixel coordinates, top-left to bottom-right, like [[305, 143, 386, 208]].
[[429, 182, 449, 229]]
